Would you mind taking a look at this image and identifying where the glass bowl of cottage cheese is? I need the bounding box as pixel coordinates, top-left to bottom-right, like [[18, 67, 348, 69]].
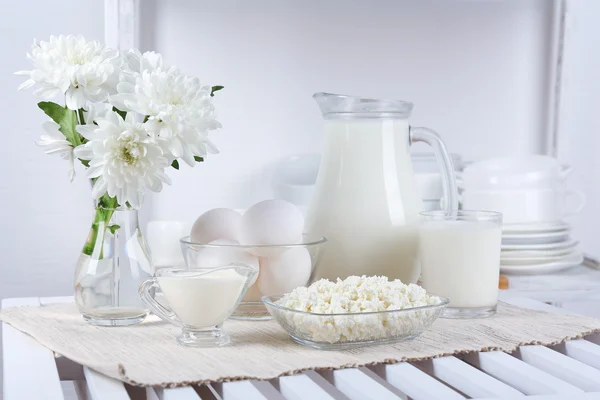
[[262, 275, 448, 350]]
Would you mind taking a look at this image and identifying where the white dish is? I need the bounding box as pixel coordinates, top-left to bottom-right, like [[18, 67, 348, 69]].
[[462, 188, 584, 224], [500, 246, 578, 259], [501, 230, 571, 245], [501, 239, 578, 251], [500, 252, 584, 275], [501, 249, 580, 265], [460, 155, 571, 191], [502, 221, 570, 233]]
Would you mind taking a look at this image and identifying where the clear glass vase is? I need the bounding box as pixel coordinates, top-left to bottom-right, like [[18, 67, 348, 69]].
[[74, 206, 153, 326]]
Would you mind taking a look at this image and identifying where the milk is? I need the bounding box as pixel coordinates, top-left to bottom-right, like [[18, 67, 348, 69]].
[[157, 269, 246, 328], [306, 119, 423, 283], [419, 221, 501, 308]]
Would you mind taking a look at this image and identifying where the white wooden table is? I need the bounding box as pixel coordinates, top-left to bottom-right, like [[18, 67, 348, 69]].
[[4, 297, 600, 400]]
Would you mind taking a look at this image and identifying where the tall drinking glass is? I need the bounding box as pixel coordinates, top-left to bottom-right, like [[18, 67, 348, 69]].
[[419, 210, 503, 318]]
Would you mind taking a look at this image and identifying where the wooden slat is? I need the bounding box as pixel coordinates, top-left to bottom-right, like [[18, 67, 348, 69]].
[[518, 345, 600, 391], [416, 356, 524, 398], [61, 381, 80, 400], [83, 366, 130, 400], [216, 381, 284, 400], [2, 297, 64, 400], [150, 386, 202, 400], [464, 351, 583, 395], [554, 339, 600, 371], [478, 395, 600, 400], [305, 371, 351, 399], [279, 372, 349, 400], [75, 379, 91, 400], [371, 362, 465, 400], [322, 367, 408, 400]]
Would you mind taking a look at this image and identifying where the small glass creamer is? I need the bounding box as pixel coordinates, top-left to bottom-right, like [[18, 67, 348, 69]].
[[139, 264, 258, 347]]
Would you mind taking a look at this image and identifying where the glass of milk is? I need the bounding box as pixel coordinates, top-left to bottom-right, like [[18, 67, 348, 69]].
[[139, 264, 258, 347], [418, 210, 502, 318]]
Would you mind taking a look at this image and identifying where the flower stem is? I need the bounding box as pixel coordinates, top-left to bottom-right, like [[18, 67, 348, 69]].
[[77, 108, 85, 125], [82, 190, 120, 258]]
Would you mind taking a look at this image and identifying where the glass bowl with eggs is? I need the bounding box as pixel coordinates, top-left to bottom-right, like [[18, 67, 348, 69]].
[[180, 199, 327, 320]]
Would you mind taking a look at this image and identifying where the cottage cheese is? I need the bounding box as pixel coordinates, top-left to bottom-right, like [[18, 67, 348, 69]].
[[276, 276, 443, 344]]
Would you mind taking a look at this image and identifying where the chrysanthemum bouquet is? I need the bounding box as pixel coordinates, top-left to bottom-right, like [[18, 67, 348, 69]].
[[17, 35, 225, 324], [17, 34, 223, 221]]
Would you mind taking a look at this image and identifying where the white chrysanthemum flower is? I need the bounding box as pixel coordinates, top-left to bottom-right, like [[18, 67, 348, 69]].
[[16, 35, 121, 110], [36, 121, 76, 182], [110, 67, 221, 166], [121, 49, 163, 75], [83, 102, 112, 124], [74, 111, 171, 208]]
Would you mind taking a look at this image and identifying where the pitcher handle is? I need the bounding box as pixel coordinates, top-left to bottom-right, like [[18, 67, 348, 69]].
[[138, 279, 182, 327], [410, 126, 459, 212]]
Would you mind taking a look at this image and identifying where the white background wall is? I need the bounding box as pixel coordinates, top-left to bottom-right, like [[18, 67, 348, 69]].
[[142, 0, 557, 224], [0, 1, 103, 299]]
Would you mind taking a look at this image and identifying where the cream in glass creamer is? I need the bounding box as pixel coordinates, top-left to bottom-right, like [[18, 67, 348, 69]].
[[157, 269, 246, 327], [306, 93, 458, 283], [419, 218, 502, 309]]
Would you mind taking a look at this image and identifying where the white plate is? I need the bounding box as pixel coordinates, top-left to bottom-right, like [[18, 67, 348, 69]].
[[501, 246, 579, 259], [500, 252, 584, 275], [502, 221, 570, 234], [501, 250, 580, 265], [502, 230, 571, 245], [501, 239, 578, 251]]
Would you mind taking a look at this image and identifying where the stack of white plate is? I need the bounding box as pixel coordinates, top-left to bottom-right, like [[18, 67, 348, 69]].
[[501, 221, 583, 275]]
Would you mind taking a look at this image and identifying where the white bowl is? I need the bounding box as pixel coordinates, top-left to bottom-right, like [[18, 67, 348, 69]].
[[460, 155, 572, 191], [462, 187, 585, 224]]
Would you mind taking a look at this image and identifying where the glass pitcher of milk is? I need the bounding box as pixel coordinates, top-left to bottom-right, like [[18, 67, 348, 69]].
[[306, 93, 458, 284]]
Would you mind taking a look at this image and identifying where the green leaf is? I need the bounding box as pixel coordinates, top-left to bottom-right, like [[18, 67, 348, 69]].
[[38, 101, 81, 147], [194, 156, 204, 162], [112, 107, 127, 120], [108, 224, 121, 234], [210, 85, 224, 97], [171, 160, 180, 170], [38, 101, 65, 122]]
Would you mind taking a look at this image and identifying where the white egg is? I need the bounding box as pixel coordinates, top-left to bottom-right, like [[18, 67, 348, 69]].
[[187, 239, 260, 273], [243, 282, 263, 302], [240, 200, 304, 256], [257, 247, 312, 295], [190, 208, 242, 243]]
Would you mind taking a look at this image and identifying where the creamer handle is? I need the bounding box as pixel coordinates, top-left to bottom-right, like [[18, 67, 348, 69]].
[[410, 126, 459, 212], [138, 279, 182, 327]]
